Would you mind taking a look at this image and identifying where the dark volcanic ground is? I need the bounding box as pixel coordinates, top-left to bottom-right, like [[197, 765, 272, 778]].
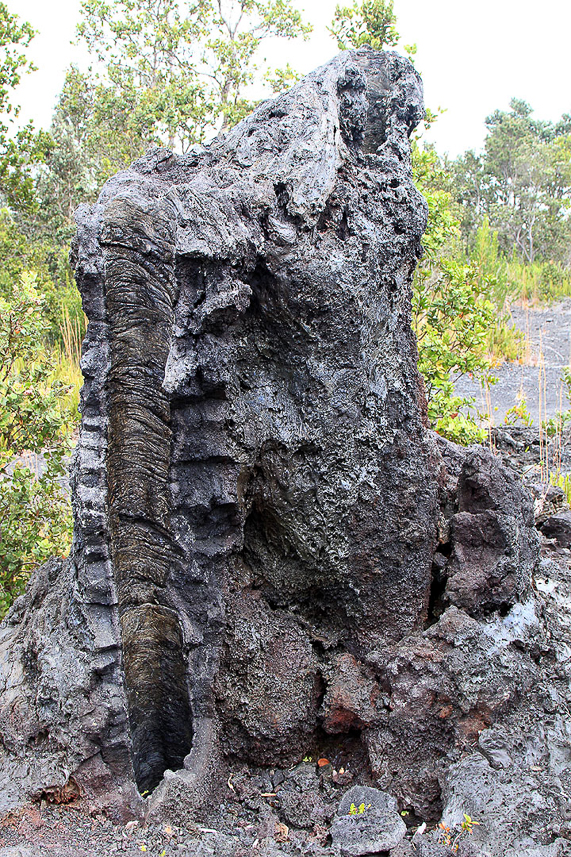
[[455, 298, 571, 425]]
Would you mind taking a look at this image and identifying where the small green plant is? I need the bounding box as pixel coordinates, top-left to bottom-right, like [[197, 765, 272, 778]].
[[541, 369, 571, 461], [437, 814, 481, 852], [543, 411, 571, 438], [551, 472, 571, 506], [564, 367, 571, 404], [431, 400, 488, 445], [348, 802, 371, 816], [505, 395, 533, 427]]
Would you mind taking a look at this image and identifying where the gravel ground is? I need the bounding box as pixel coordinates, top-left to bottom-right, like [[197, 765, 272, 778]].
[[455, 298, 571, 425], [0, 778, 348, 857], [0, 803, 176, 856]]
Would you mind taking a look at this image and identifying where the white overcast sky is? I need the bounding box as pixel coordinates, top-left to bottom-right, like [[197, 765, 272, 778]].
[[13, 0, 571, 158]]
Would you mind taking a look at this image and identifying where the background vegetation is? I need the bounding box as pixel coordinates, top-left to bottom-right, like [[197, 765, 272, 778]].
[[1, 0, 570, 613]]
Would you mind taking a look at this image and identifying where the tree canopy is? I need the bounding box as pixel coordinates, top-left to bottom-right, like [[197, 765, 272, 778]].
[[0, 2, 50, 211], [453, 99, 571, 265], [329, 0, 399, 51], [75, 0, 311, 154]]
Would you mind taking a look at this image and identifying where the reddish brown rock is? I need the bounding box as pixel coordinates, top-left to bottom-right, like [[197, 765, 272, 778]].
[[321, 654, 383, 734]]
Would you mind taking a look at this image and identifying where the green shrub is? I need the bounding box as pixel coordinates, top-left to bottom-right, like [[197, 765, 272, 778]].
[[0, 272, 73, 616], [412, 145, 495, 445]]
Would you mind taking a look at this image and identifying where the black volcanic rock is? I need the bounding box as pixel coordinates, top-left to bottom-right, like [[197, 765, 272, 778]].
[[541, 510, 571, 547], [0, 48, 440, 815], [0, 50, 562, 857], [445, 447, 539, 616]]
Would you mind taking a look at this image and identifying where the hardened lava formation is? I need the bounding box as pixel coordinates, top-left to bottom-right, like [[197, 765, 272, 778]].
[[2, 50, 569, 857]]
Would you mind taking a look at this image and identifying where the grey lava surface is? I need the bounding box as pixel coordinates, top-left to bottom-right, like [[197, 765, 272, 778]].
[[455, 298, 571, 425]]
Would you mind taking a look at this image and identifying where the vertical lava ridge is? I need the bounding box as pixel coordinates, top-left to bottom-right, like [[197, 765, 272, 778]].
[[101, 192, 192, 794]]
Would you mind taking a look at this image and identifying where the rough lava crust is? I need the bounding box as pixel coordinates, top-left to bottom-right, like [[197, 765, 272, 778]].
[[0, 50, 569, 857]]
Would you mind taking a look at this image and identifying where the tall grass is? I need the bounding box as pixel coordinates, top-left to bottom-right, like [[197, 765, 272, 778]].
[[509, 258, 571, 303], [50, 305, 86, 422], [467, 219, 529, 365], [466, 219, 571, 367], [552, 473, 571, 505], [487, 322, 525, 365]]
